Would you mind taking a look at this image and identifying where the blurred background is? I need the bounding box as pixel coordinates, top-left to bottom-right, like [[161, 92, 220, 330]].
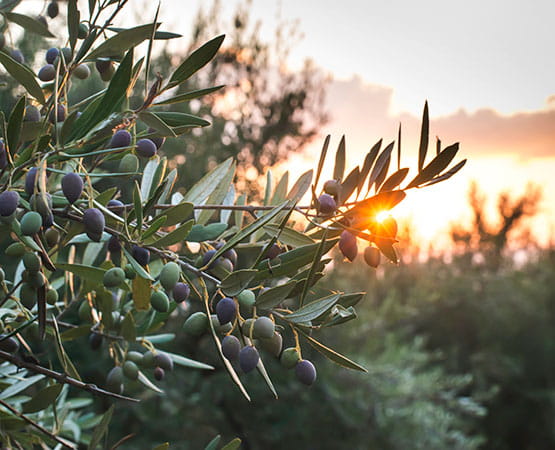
[[4, 0, 555, 448]]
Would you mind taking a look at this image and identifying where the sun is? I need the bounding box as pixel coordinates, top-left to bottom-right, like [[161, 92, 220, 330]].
[[376, 210, 390, 223]]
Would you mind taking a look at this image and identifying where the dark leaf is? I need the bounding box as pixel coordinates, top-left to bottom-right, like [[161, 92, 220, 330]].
[[87, 24, 160, 60], [4, 12, 55, 38], [0, 52, 45, 104], [298, 329, 367, 372], [168, 34, 225, 87], [379, 167, 409, 193], [220, 270, 257, 297], [287, 293, 341, 323], [339, 166, 359, 205], [418, 101, 429, 171], [406, 143, 459, 188], [6, 95, 25, 154], [358, 139, 381, 196], [368, 141, 394, 192], [255, 280, 297, 309], [313, 134, 330, 190], [333, 135, 346, 182]]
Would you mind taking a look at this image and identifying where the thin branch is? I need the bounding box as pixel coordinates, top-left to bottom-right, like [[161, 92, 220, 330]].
[[0, 398, 77, 449], [0, 350, 139, 403]]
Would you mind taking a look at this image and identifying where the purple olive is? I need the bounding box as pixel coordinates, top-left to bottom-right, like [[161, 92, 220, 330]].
[[172, 282, 190, 303], [318, 193, 337, 215], [0, 191, 19, 216], [295, 359, 317, 385], [221, 335, 241, 361], [131, 245, 150, 266], [135, 139, 157, 158], [82, 208, 105, 242], [239, 345, 260, 373], [339, 230, 357, 262], [216, 297, 237, 325], [61, 172, 83, 204], [109, 130, 131, 149]]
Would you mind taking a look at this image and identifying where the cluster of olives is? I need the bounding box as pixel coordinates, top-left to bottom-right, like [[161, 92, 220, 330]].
[[183, 281, 317, 386], [105, 350, 174, 394], [38, 46, 90, 84], [315, 178, 397, 268], [315, 179, 342, 216]]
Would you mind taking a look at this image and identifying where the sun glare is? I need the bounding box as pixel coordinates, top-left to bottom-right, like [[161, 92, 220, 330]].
[[376, 210, 390, 223]]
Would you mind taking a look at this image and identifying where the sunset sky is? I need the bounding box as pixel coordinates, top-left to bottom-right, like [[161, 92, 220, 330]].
[[159, 0, 555, 247], [81, 0, 551, 248]]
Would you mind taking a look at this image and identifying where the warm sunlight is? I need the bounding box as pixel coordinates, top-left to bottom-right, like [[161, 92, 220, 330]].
[[376, 210, 390, 223]]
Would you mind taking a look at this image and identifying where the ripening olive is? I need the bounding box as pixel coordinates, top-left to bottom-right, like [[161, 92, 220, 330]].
[[25, 168, 38, 195], [45, 228, 59, 247], [23, 252, 41, 273], [73, 64, 90, 80], [61, 172, 83, 204], [46, 287, 58, 305], [172, 282, 190, 303], [0, 191, 19, 217], [295, 359, 317, 385], [363, 246, 381, 268], [317, 193, 337, 215], [221, 335, 241, 361], [38, 64, 56, 82], [216, 297, 236, 325], [339, 230, 358, 262], [103, 267, 126, 288], [150, 291, 169, 313], [183, 312, 208, 336], [159, 262, 180, 291], [135, 139, 157, 158], [131, 245, 150, 266], [48, 104, 66, 123], [142, 351, 156, 368], [122, 360, 139, 380], [47, 1, 59, 19], [45, 47, 59, 64], [237, 289, 256, 311], [77, 23, 89, 39], [110, 130, 132, 149], [280, 347, 300, 369], [107, 199, 125, 216], [19, 283, 37, 309], [106, 366, 124, 393], [253, 316, 275, 340], [83, 208, 105, 241], [107, 235, 122, 254], [323, 179, 341, 196], [154, 352, 173, 371], [239, 345, 259, 373], [20, 211, 42, 235], [24, 105, 41, 122]]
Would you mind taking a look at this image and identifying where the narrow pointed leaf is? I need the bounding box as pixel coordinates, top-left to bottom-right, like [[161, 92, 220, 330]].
[[406, 143, 460, 188], [0, 52, 45, 104], [298, 329, 367, 372], [418, 101, 429, 171], [313, 135, 330, 190], [379, 167, 409, 193], [220, 269, 257, 296], [169, 34, 225, 86], [333, 135, 346, 182]]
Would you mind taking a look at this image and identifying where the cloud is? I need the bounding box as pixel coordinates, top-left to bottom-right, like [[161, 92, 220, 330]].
[[325, 76, 555, 159]]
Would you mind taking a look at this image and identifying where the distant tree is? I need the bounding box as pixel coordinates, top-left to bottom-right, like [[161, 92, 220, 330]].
[[150, 0, 328, 197], [450, 181, 542, 268]]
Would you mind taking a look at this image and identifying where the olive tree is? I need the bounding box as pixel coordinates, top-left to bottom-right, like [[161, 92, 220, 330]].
[[0, 0, 465, 447]]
